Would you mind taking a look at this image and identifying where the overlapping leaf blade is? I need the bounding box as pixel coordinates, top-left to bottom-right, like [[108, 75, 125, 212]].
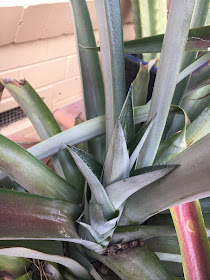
[[120, 134, 210, 225], [106, 165, 177, 210], [67, 146, 116, 219], [124, 25, 210, 54], [103, 120, 129, 187], [0, 78, 84, 194], [0, 135, 80, 203], [0, 189, 80, 239]]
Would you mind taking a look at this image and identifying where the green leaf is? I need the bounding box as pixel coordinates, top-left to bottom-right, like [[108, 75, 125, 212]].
[[87, 245, 177, 280], [16, 271, 33, 280], [145, 236, 180, 255], [120, 133, 210, 225], [0, 240, 64, 256], [69, 0, 105, 163], [119, 86, 135, 143], [155, 253, 182, 263], [67, 146, 116, 219], [21, 105, 149, 163], [186, 106, 210, 145], [0, 135, 80, 203], [132, 117, 155, 170], [94, 0, 126, 148], [133, 59, 158, 106], [0, 247, 91, 280], [168, 84, 210, 137], [111, 225, 176, 244], [164, 0, 209, 140], [106, 165, 177, 209], [124, 25, 210, 54], [89, 201, 121, 236], [154, 106, 188, 164], [0, 256, 30, 278], [0, 78, 84, 194], [0, 189, 80, 239], [187, 62, 210, 93], [177, 52, 210, 84], [103, 120, 129, 187], [136, 0, 196, 167], [44, 262, 64, 280]]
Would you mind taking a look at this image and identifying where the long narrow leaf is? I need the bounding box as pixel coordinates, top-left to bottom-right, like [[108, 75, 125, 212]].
[[103, 120, 129, 187], [0, 247, 91, 280], [94, 0, 126, 148], [0, 78, 84, 193], [120, 133, 210, 225], [0, 189, 80, 239], [137, 0, 196, 167], [0, 135, 80, 203], [67, 146, 116, 219], [123, 25, 210, 54], [162, 0, 209, 141], [106, 165, 177, 209], [69, 0, 105, 163], [111, 225, 176, 244], [186, 106, 210, 145], [177, 52, 210, 84], [87, 246, 177, 280]]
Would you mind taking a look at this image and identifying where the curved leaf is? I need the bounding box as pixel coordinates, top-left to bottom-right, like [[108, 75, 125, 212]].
[[0, 78, 84, 194], [124, 25, 210, 54], [111, 225, 176, 244], [67, 146, 116, 219], [0, 247, 91, 280], [106, 165, 177, 209], [154, 106, 188, 164], [120, 134, 210, 225], [87, 246, 177, 280], [0, 135, 80, 203], [177, 52, 210, 84], [0, 189, 80, 239]]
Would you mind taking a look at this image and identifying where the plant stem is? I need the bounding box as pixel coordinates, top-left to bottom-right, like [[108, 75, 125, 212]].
[[171, 201, 210, 280]]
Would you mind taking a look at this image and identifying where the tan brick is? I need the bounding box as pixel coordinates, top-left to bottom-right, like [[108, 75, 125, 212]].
[[65, 55, 80, 79], [20, 57, 67, 89], [47, 34, 77, 59], [0, 6, 23, 46], [123, 23, 135, 41], [52, 76, 82, 104], [41, 2, 74, 39], [121, 0, 133, 25], [0, 34, 76, 71], [15, 4, 51, 43], [87, 1, 98, 31], [53, 93, 82, 112], [0, 96, 19, 113]]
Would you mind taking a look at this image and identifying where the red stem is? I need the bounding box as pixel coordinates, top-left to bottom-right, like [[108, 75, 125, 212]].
[[171, 200, 210, 280]]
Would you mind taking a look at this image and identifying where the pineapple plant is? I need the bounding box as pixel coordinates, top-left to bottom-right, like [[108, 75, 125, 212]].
[[0, 0, 209, 279]]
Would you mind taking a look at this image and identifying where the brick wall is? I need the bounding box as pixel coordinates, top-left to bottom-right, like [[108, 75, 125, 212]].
[[0, 0, 134, 139]]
